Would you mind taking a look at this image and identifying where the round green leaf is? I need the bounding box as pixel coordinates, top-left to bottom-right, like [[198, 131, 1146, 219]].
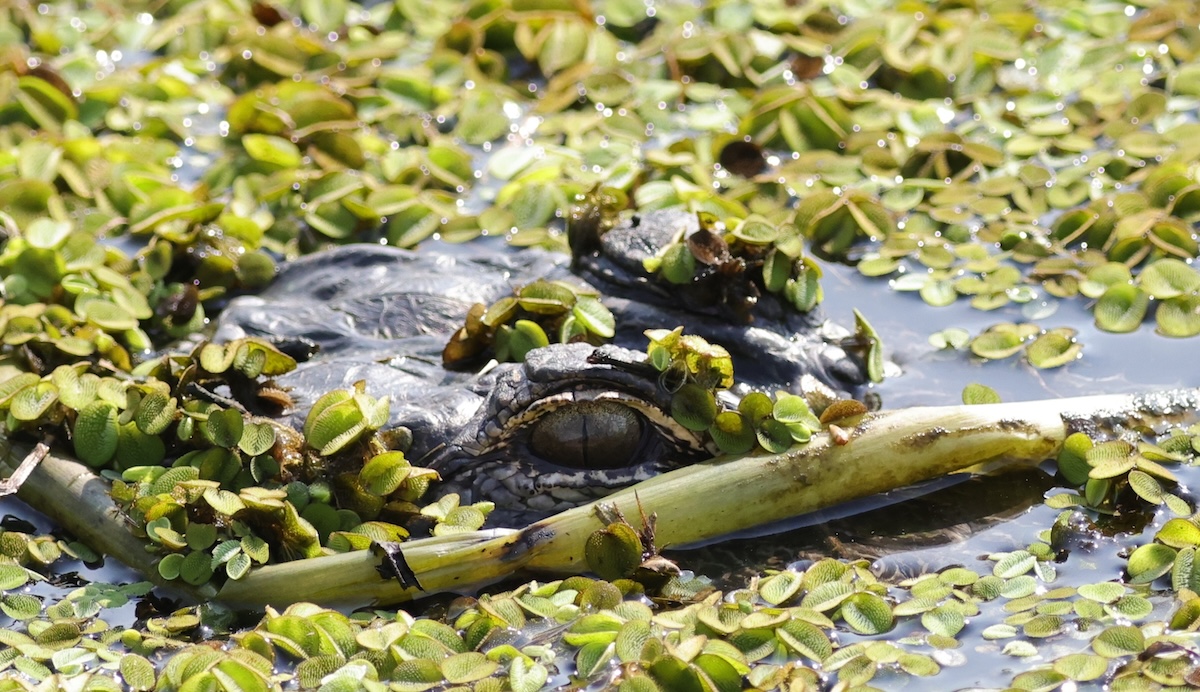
[[1156, 293, 1200, 337], [1091, 625, 1145, 658], [119, 653, 157, 691], [1052, 653, 1109, 682], [517, 280, 575, 315], [1127, 543, 1177, 584], [242, 134, 303, 168], [1026, 329, 1081, 369], [1094, 284, 1148, 333], [1156, 518, 1200, 548], [961, 383, 1001, 405], [585, 524, 643, 581], [970, 328, 1024, 359], [205, 408, 245, 449], [74, 400, 119, 467], [572, 297, 615, 339], [708, 411, 755, 455], [1139, 258, 1200, 299], [671, 383, 718, 432], [840, 593, 894, 635]]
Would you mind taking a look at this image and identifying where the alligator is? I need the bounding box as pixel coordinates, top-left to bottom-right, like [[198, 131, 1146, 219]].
[[215, 210, 873, 523]]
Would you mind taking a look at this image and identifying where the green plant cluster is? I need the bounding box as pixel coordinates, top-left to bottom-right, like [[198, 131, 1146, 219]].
[[641, 211, 826, 317], [644, 327, 864, 456], [1044, 423, 1200, 631], [442, 279, 616, 368], [931, 322, 1084, 370], [6, 0, 1193, 339], [7, 516, 1200, 690], [1047, 431, 1191, 518], [0, 333, 491, 589], [0, 337, 295, 471]]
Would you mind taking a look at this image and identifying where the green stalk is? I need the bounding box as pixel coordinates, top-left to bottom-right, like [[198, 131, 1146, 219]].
[[215, 389, 1200, 607], [4, 390, 1195, 608]]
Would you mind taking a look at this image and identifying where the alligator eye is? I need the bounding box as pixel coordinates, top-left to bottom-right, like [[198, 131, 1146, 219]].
[[529, 400, 645, 470]]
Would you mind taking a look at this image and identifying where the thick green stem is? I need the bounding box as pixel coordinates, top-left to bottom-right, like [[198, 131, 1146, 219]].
[[6, 390, 1197, 609], [217, 390, 1200, 607]]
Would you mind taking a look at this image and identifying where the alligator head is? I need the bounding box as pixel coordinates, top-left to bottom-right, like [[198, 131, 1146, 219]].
[[215, 210, 875, 524]]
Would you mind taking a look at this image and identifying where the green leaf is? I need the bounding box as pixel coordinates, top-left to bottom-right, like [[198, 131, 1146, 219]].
[[1156, 293, 1200, 337], [74, 400, 119, 467], [660, 242, 695, 284], [360, 451, 412, 496], [1053, 653, 1109, 682], [1139, 258, 1200, 299], [839, 593, 894, 635], [585, 523, 643, 581], [239, 422, 277, 456], [776, 619, 832, 662], [970, 327, 1024, 359], [1091, 625, 1145, 658], [517, 280, 575, 315], [758, 571, 804, 606], [135, 392, 177, 435], [708, 411, 755, 455], [572, 297, 615, 339], [441, 652, 498, 684], [1, 593, 42, 620], [1094, 284, 1148, 333], [1025, 329, 1081, 369], [671, 383, 718, 432], [242, 134, 303, 168], [503, 320, 550, 361], [1156, 518, 1200, 548], [206, 408, 245, 449], [1077, 582, 1125, 604], [0, 564, 32, 590], [509, 657, 549, 692], [1127, 543, 1177, 584], [119, 654, 157, 691], [961, 383, 1001, 405], [306, 398, 366, 456]]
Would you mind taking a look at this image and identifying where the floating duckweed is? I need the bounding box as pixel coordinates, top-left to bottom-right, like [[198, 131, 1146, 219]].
[[961, 383, 1001, 405], [1094, 284, 1150, 333], [444, 281, 615, 367], [585, 523, 643, 582], [1156, 293, 1200, 337], [921, 606, 965, 638], [969, 325, 1026, 359], [840, 593, 894, 635], [1092, 626, 1146, 658], [1127, 543, 1178, 584], [670, 384, 718, 432], [708, 411, 755, 454], [1025, 329, 1081, 369], [72, 400, 118, 468]]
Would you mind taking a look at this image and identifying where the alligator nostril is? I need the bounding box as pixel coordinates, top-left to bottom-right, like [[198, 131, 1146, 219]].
[[529, 400, 645, 469]]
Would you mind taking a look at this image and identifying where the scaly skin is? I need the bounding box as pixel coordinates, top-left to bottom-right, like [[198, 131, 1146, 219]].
[[215, 211, 870, 522]]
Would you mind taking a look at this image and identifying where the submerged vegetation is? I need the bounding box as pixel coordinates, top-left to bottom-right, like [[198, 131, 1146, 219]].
[[2, 0, 1200, 689]]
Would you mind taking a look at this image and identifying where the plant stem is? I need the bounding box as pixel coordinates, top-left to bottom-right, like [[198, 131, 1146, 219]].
[[215, 389, 1200, 607], [0, 438, 217, 601]]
